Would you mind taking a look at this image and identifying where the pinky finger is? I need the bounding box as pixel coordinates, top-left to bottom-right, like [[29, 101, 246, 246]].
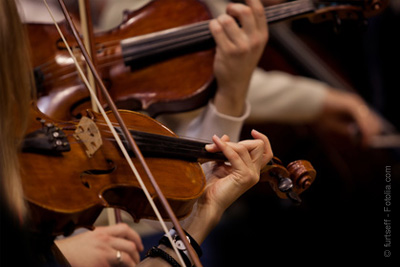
[[251, 129, 273, 164]]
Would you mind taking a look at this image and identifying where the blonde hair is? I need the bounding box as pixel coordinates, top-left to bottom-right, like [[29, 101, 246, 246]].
[[0, 0, 34, 220]]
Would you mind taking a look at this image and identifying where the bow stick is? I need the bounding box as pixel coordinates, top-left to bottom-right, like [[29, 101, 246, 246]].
[[43, 0, 201, 265], [77, 0, 99, 111], [77, 0, 122, 225]]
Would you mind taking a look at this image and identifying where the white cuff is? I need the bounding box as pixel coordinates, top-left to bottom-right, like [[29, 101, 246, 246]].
[[156, 100, 250, 142], [199, 100, 250, 142]]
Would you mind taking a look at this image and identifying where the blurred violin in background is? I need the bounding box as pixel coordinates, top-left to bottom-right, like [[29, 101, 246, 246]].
[[28, 0, 388, 120], [30, 0, 215, 120]]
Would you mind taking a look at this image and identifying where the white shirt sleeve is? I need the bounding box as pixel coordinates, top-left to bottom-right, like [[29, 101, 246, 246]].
[[156, 100, 250, 142], [17, 0, 65, 23], [202, 0, 228, 16], [247, 69, 328, 123]]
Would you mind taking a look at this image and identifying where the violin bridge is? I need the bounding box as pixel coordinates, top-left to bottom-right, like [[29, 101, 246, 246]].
[[73, 116, 103, 158]]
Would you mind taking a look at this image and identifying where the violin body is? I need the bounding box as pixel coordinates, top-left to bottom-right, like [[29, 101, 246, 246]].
[[29, 0, 215, 120], [20, 104, 206, 235]]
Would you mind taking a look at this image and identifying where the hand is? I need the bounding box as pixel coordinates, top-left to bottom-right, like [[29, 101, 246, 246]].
[[183, 130, 272, 244], [209, 0, 268, 116], [55, 223, 144, 267], [203, 130, 272, 212], [136, 130, 272, 267], [317, 89, 383, 146]]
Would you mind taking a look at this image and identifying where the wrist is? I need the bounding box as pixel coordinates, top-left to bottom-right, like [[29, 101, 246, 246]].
[[182, 204, 222, 245], [214, 86, 248, 117]]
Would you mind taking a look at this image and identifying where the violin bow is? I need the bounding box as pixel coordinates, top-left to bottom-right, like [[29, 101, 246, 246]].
[[77, 0, 122, 225], [43, 0, 201, 266], [77, 0, 99, 112]]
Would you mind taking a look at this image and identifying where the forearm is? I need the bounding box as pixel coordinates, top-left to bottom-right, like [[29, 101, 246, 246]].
[[181, 201, 222, 245], [213, 84, 248, 117]]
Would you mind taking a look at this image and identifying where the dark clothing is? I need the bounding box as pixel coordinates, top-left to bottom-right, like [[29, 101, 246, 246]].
[[1, 197, 70, 266]]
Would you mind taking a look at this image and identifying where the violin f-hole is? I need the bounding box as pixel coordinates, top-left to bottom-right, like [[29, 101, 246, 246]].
[[80, 159, 116, 189]]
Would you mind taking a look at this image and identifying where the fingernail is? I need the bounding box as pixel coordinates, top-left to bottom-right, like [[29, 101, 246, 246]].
[[212, 134, 220, 140]]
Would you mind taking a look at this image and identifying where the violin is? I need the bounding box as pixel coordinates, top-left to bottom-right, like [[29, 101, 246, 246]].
[[20, 103, 315, 236], [29, 0, 388, 120]]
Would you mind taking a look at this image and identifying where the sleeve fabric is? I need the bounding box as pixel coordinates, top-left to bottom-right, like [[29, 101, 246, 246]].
[[17, 0, 65, 23], [201, 0, 228, 17], [247, 69, 328, 123], [156, 100, 251, 142]]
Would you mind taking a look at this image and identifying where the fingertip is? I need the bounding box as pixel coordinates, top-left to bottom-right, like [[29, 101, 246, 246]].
[[205, 143, 215, 151], [251, 129, 262, 138], [251, 129, 273, 160], [209, 18, 217, 28], [212, 134, 226, 150], [217, 13, 235, 27], [209, 19, 222, 34], [212, 134, 221, 142], [221, 134, 230, 142]]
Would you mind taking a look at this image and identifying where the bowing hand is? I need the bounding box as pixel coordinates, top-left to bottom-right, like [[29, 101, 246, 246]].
[[55, 223, 144, 267]]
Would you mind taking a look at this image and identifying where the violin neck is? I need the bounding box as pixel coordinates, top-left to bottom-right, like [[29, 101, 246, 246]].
[[120, 0, 314, 66], [118, 128, 227, 162]]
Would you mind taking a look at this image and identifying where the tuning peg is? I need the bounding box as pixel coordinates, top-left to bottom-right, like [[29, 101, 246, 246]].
[[278, 177, 303, 205], [277, 177, 293, 193]]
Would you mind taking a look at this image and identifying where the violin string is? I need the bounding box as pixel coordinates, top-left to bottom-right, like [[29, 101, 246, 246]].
[[120, 21, 211, 57], [119, 0, 314, 62], [93, 120, 213, 145], [43, 2, 187, 266], [58, 117, 218, 160], [61, 119, 212, 152]]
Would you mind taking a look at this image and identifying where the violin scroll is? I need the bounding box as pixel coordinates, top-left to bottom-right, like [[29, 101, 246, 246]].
[[260, 157, 316, 204], [287, 160, 316, 191]]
